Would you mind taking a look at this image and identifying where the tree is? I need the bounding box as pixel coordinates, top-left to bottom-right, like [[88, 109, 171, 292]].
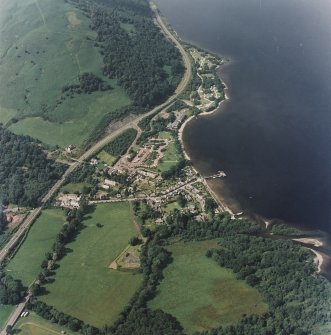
[[205, 197, 217, 213], [177, 194, 187, 208]]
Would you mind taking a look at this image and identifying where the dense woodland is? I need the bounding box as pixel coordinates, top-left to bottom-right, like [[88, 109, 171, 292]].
[[103, 128, 137, 157], [0, 127, 65, 209], [62, 72, 111, 98], [69, 0, 184, 108], [0, 271, 25, 305]]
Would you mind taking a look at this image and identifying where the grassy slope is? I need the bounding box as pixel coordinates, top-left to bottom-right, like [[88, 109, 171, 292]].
[[149, 240, 268, 334], [40, 203, 142, 328], [0, 0, 131, 147], [6, 209, 65, 287], [14, 312, 78, 335]]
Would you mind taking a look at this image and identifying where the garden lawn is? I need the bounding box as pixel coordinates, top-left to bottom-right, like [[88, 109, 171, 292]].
[[6, 209, 65, 286], [149, 240, 268, 334], [40, 202, 142, 328]]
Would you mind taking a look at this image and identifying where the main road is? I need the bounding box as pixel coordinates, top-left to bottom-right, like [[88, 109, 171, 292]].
[[1, 3, 192, 333]]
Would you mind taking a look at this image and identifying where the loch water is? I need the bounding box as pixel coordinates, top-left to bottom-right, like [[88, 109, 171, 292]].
[[157, 0, 331, 233], [155, 0, 331, 274]]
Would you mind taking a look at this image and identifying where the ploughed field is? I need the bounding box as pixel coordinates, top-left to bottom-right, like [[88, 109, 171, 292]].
[[39, 202, 142, 328], [0, 0, 131, 147], [149, 240, 268, 334]]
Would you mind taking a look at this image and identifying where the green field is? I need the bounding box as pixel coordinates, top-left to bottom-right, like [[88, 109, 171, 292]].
[[61, 182, 90, 194], [6, 209, 65, 286], [158, 132, 183, 172], [40, 202, 142, 328], [97, 150, 117, 166], [0, 305, 14, 331], [163, 201, 182, 213], [0, 0, 131, 147], [14, 312, 78, 335], [149, 240, 268, 334]]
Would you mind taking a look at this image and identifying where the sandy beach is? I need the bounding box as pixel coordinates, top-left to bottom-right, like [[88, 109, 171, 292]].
[[292, 238, 324, 247], [308, 248, 323, 273]]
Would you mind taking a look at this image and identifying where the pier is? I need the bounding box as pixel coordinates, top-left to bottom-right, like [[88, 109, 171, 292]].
[[204, 170, 227, 179]]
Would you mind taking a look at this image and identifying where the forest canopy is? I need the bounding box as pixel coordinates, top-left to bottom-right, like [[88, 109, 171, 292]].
[[69, 0, 184, 107], [0, 127, 65, 208]]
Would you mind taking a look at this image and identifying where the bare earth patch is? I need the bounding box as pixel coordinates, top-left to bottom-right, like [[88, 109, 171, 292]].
[[109, 245, 141, 270], [66, 11, 82, 28]]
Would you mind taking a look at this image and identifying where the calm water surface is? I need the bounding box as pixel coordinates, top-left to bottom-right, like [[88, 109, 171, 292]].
[[155, 0, 331, 274]]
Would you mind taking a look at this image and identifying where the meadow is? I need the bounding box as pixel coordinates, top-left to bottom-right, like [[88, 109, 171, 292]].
[[149, 240, 268, 334], [6, 209, 66, 287], [0, 0, 131, 147], [40, 202, 142, 328], [14, 312, 78, 335], [0, 305, 14, 331]]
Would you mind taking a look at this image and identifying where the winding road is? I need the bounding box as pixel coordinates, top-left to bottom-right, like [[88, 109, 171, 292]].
[[0, 3, 192, 333]]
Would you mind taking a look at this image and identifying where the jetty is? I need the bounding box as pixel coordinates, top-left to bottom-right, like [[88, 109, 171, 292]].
[[204, 170, 227, 179]]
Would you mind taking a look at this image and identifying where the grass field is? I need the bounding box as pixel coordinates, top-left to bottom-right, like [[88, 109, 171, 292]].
[[97, 150, 117, 166], [40, 202, 142, 328], [14, 312, 78, 335], [61, 182, 90, 193], [158, 132, 182, 172], [0, 305, 14, 331], [149, 240, 268, 334], [6, 209, 65, 286], [0, 0, 131, 147], [163, 201, 182, 213]]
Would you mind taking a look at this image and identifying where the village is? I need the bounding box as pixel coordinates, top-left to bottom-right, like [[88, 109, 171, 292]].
[[55, 45, 229, 229]]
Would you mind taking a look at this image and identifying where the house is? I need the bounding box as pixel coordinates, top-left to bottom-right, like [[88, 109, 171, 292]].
[[155, 218, 164, 225], [90, 158, 98, 166], [65, 144, 75, 154], [104, 179, 117, 187], [137, 170, 158, 179], [58, 194, 81, 208]]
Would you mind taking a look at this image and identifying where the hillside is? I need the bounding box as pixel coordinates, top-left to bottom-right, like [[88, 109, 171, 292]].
[[0, 0, 183, 148]]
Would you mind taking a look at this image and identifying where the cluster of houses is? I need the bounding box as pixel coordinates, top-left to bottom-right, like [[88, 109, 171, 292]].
[[101, 178, 118, 190], [167, 111, 186, 130], [114, 136, 170, 172]]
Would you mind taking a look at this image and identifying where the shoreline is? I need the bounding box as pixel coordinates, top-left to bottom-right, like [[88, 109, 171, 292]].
[[171, 10, 330, 278], [177, 78, 234, 215], [292, 238, 323, 247], [291, 238, 325, 273], [308, 248, 323, 273], [178, 79, 230, 160]]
